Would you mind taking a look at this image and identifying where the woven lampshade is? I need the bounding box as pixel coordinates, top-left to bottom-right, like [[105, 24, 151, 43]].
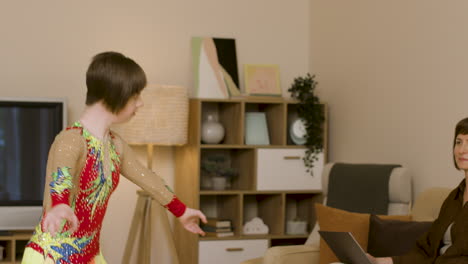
[[112, 84, 188, 146]]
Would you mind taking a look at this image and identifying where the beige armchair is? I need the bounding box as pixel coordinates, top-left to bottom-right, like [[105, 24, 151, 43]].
[[241, 187, 450, 264], [241, 162, 419, 264]]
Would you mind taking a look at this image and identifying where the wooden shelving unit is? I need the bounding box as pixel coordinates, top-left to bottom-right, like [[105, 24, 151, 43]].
[[0, 231, 32, 264], [174, 98, 328, 264]]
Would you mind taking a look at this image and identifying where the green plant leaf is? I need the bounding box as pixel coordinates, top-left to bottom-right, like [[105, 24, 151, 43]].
[[288, 73, 325, 176]]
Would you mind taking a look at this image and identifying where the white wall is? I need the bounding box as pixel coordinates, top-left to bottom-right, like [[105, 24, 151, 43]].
[[0, 1, 311, 263], [310, 0, 468, 198]]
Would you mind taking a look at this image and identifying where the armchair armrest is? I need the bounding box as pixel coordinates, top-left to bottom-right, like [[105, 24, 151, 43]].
[[240, 257, 262, 264], [264, 244, 320, 264], [240, 244, 320, 264]]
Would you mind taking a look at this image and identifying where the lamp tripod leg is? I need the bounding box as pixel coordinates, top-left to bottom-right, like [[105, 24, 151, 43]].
[[155, 204, 180, 264], [122, 143, 181, 264], [139, 195, 152, 264], [123, 193, 146, 264]]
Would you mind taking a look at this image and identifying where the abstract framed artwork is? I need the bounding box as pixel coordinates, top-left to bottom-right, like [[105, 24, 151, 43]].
[[192, 37, 241, 98], [244, 64, 281, 97]]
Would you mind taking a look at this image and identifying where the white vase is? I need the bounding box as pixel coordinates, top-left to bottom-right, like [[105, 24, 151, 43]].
[[201, 114, 225, 144], [286, 220, 307, 235]]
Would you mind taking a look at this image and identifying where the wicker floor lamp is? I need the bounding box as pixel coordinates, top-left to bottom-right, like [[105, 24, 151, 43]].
[[113, 85, 188, 264]]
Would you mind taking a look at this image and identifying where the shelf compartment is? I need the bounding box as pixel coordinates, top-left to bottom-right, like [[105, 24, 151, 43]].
[[200, 149, 255, 191], [285, 193, 323, 235], [201, 101, 243, 145], [14, 239, 28, 262], [243, 194, 283, 236], [200, 194, 241, 236], [244, 102, 285, 146], [0, 240, 12, 263]]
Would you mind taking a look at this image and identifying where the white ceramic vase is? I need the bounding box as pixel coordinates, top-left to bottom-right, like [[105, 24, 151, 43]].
[[211, 176, 227, 190], [286, 220, 307, 235], [201, 114, 225, 144]]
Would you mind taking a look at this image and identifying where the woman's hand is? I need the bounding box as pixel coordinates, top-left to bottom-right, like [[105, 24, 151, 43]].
[[366, 254, 393, 264], [178, 208, 207, 236], [42, 204, 79, 237]]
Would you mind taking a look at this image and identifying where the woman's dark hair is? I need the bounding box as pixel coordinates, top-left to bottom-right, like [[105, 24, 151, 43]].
[[86, 51, 147, 113], [453, 117, 468, 169]]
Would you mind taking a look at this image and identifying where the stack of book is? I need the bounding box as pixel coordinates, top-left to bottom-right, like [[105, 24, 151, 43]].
[[202, 218, 234, 237]]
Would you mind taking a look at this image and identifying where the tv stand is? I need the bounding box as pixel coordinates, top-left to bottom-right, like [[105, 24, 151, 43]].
[[0, 231, 12, 236], [0, 230, 32, 263]]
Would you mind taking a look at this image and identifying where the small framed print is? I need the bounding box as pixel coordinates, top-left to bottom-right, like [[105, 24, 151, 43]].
[[244, 64, 281, 97]]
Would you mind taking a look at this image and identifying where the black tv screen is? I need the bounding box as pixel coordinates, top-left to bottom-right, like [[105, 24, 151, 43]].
[[0, 100, 64, 206]]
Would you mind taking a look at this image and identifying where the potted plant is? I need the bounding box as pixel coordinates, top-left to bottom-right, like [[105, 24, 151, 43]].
[[288, 73, 325, 175], [201, 154, 238, 190]]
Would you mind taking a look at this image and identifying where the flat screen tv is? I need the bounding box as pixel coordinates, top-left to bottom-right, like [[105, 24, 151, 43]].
[[0, 97, 66, 230]]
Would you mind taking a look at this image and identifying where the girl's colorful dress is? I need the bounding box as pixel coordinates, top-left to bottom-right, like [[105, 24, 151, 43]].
[[22, 122, 186, 264]]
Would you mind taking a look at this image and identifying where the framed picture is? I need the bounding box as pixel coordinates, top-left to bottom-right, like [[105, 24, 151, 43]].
[[192, 37, 241, 98], [244, 64, 281, 97]]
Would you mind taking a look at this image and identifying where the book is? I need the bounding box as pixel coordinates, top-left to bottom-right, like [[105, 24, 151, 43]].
[[205, 218, 231, 228], [201, 225, 232, 233], [205, 231, 234, 238]]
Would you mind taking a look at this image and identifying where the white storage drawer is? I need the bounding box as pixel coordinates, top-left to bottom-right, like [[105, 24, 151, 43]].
[[199, 239, 268, 264], [257, 148, 323, 190]]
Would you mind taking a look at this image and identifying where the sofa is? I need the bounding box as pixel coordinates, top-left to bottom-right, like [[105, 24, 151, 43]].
[[241, 165, 451, 264]]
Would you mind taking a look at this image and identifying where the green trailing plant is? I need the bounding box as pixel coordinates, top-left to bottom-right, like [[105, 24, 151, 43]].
[[288, 73, 325, 175]]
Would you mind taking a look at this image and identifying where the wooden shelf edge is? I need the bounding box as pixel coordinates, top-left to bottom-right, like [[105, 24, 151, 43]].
[[0, 231, 33, 240], [199, 234, 309, 241], [200, 144, 307, 149], [200, 190, 322, 195], [190, 97, 296, 103]]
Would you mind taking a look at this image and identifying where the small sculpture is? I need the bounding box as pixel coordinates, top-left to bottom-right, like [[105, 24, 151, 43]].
[[243, 217, 269, 235]]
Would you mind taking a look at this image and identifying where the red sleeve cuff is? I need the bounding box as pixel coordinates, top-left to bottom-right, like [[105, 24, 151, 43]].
[[51, 191, 70, 207], [165, 196, 187, 217]]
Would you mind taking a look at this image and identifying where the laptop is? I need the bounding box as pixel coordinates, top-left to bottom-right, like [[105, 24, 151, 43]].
[[318, 231, 373, 264]]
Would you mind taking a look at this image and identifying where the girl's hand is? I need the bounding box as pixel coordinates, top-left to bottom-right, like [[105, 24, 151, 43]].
[[178, 208, 207, 236], [42, 204, 79, 236]]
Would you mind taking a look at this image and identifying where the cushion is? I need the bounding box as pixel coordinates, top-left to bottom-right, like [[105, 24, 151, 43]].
[[367, 215, 432, 257], [315, 204, 411, 264]]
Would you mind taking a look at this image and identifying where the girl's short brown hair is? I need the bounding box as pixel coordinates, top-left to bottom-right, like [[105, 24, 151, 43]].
[[453, 117, 468, 169], [86, 51, 147, 113]]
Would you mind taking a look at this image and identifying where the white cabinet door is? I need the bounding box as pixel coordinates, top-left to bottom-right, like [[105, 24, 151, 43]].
[[256, 148, 323, 190], [199, 239, 268, 264]]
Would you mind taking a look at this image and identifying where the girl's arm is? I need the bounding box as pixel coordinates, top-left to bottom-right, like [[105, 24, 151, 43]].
[[116, 134, 206, 234]]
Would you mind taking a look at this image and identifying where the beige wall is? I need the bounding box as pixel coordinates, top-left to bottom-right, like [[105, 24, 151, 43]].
[[0, 1, 310, 263], [310, 0, 468, 198]]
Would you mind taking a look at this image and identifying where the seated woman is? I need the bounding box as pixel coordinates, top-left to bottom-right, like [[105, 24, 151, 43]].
[[369, 117, 468, 263]]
